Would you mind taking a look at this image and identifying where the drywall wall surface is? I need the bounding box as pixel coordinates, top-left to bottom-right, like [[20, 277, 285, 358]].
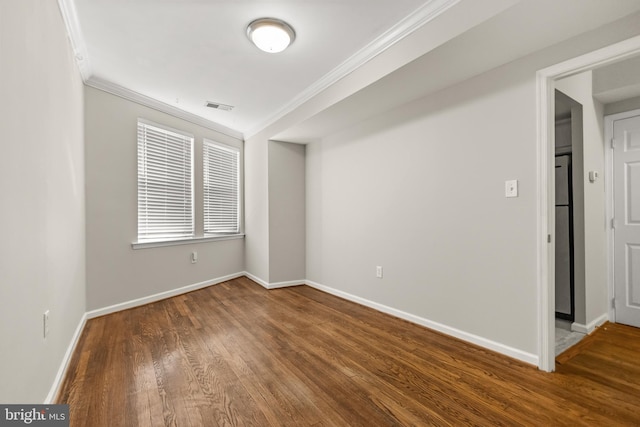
[[244, 135, 270, 282], [306, 59, 538, 353], [268, 141, 306, 283], [0, 0, 86, 403], [85, 87, 244, 310], [555, 72, 608, 327]]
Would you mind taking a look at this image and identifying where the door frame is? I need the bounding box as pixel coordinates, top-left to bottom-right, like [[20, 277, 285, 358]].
[[536, 35, 640, 372], [604, 108, 640, 326]]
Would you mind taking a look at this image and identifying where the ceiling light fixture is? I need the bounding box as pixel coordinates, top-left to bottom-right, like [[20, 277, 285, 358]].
[[247, 18, 295, 53]]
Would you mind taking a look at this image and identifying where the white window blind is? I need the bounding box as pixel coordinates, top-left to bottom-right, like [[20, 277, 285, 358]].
[[137, 120, 194, 242], [203, 139, 240, 234]]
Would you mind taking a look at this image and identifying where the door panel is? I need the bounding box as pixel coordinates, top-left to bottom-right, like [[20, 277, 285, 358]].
[[555, 206, 572, 316], [627, 162, 640, 224], [614, 114, 640, 328], [555, 154, 573, 320]]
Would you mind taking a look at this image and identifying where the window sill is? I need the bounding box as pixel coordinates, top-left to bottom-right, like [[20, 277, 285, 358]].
[[132, 234, 245, 250]]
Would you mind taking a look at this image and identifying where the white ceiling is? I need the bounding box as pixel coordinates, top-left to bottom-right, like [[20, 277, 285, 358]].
[[68, 0, 433, 135], [63, 0, 640, 140]]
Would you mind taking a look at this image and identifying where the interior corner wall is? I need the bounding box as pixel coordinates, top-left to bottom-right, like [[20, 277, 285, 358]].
[[0, 0, 86, 403], [244, 135, 270, 282], [268, 141, 306, 284], [84, 87, 244, 311], [555, 72, 609, 327]]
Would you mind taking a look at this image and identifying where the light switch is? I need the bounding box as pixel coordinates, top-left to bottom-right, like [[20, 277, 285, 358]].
[[505, 180, 518, 198]]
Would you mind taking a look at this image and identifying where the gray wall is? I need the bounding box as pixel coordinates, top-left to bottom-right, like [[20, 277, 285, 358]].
[[85, 87, 244, 310], [244, 135, 270, 282], [306, 58, 538, 353], [605, 95, 640, 116], [268, 141, 306, 283], [0, 0, 86, 403]]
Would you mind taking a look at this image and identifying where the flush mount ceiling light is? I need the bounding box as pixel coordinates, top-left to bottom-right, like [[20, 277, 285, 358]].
[[247, 18, 295, 53]]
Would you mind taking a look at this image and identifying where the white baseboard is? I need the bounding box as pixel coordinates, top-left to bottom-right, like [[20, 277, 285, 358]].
[[86, 272, 245, 319], [243, 272, 270, 288], [571, 313, 608, 334], [242, 272, 303, 289], [305, 279, 538, 366], [44, 312, 88, 404], [265, 279, 305, 289]]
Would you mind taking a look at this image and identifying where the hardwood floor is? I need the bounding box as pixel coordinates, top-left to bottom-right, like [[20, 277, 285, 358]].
[[57, 277, 640, 426]]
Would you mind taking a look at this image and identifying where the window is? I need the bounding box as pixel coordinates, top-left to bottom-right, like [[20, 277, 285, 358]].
[[203, 139, 240, 234], [137, 120, 194, 242]]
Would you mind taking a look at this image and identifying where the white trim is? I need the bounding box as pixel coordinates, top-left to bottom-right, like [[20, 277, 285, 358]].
[[536, 35, 640, 373], [243, 272, 270, 289], [44, 312, 88, 404], [305, 280, 538, 366], [57, 0, 91, 81], [60, 0, 459, 140], [86, 77, 244, 140], [266, 279, 305, 289], [132, 234, 245, 250], [245, 0, 461, 138], [86, 272, 244, 319], [571, 313, 608, 335], [242, 272, 305, 289]]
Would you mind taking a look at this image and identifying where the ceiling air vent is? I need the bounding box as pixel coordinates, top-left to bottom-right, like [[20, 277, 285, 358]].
[[206, 101, 234, 111]]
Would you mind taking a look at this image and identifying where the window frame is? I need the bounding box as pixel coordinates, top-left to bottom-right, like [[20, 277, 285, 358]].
[[132, 119, 244, 250], [203, 138, 241, 236], [136, 118, 195, 244]]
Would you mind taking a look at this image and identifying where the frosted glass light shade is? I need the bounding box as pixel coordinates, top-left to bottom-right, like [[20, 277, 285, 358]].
[[247, 18, 295, 53]]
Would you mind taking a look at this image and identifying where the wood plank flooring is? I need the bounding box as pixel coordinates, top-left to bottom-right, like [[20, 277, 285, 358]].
[[56, 276, 640, 426]]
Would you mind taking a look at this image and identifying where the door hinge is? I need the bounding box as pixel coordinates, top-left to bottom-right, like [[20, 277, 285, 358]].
[[547, 234, 552, 243], [611, 138, 616, 149], [611, 218, 617, 229], [612, 298, 616, 309]]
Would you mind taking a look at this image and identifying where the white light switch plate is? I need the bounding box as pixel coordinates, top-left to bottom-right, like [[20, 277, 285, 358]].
[[505, 180, 518, 198]]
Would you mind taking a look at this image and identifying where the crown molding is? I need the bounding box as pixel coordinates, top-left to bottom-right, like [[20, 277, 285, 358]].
[[86, 76, 244, 140], [57, 0, 91, 81], [245, 0, 462, 138], [58, 0, 460, 141]]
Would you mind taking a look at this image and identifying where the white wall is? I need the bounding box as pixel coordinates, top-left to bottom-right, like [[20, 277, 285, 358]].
[[0, 0, 86, 403], [85, 87, 244, 310], [268, 141, 306, 283], [556, 72, 608, 327]]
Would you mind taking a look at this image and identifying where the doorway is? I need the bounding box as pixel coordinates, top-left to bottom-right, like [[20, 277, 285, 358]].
[[536, 35, 640, 372], [553, 90, 587, 356]]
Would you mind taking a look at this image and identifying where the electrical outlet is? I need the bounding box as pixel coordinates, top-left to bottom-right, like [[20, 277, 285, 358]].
[[376, 266, 383, 278], [43, 310, 50, 338], [191, 251, 198, 264]]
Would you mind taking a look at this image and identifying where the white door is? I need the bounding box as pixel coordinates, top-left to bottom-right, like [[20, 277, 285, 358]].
[[613, 113, 640, 328]]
